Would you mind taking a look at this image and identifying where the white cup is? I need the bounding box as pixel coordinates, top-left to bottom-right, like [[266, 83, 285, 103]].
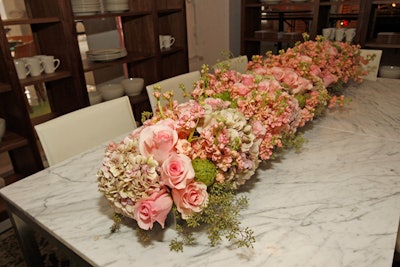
[[21, 57, 44, 76], [159, 35, 175, 49], [322, 28, 336, 41], [322, 28, 333, 40], [335, 28, 346, 42], [345, 28, 356, 43], [14, 59, 31, 79], [35, 55, 60, 74]]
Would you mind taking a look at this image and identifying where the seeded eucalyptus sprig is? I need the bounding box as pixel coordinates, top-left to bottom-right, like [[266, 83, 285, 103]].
[[170, 182, 255, 252]]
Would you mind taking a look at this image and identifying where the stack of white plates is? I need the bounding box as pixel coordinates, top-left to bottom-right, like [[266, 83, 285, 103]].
[[104, 0, 129, 12], [86, 48, 127, 61], [72, 0, 101, 15]]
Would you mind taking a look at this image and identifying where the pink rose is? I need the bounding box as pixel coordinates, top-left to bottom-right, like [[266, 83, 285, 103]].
[[270, 67, 286, 81], [322, 73, 338, 87], [134, 189, 173, 230], [234, 82, 251, 96], [282, 69, 299, 88], [241, 74, 255, 86], [258, 79, 281, 93], [309, 65, 322, 79], [172, 181, 208, 219], [138, 119, 178, 164], [161, 153, 195, 189]]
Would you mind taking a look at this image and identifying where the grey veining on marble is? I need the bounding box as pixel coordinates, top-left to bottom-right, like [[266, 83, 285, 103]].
[[1, 78, 400, 267]]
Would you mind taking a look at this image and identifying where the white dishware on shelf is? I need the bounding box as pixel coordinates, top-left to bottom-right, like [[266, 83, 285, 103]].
[[88, 91, 103, 105], [72, 0, 101, 15], [159, 35, 175, 49], [345, 28, 356, 43], [97, 83, 124, 101], [35, 55, 61, 74], [14, 59, 31, 79], [379, 65, 400, 79], [322, 28, 336, 41], [121, 78, 144, 96], [103, 0, 129, 12], [21, 57, 44, 77], [86, 48, 127, 61], [335, 28, 346, 42]]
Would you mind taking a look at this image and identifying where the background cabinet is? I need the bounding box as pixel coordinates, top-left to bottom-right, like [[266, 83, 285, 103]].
[[0, 0, 189, 219], [241, 0, 400, 66]]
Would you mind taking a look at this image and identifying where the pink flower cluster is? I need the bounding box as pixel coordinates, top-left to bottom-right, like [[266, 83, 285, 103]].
[[98, 36, 370, 233], [249, 35, 369, 88], [98, 99, 260, 229], [98, 117, 209, 230]]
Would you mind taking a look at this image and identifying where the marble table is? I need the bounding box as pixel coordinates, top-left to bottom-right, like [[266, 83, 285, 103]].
[[1, 78, 400, 267]]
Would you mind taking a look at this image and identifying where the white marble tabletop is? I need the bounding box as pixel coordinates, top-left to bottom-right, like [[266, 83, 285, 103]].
[[1, 78, 400, 267]]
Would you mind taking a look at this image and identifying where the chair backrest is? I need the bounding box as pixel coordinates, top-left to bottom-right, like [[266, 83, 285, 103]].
[[146, 71, 201, 114], [35, 96, 137, 166], [213, 55, 249, 73]]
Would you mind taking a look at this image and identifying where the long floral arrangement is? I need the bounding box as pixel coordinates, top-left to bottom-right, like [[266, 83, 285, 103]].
[[97, 35, 373, 251]]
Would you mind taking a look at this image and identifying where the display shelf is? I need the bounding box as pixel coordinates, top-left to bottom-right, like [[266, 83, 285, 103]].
[[2, 17, 60, 25], [0, 83, 11, 93], [0, 132, 28, 154], [18, 71, 72, 87]]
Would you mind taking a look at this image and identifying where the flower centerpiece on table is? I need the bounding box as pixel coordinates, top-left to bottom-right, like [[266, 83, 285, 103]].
[[97, 35, 372, 252], [98, 90, 258, 251]]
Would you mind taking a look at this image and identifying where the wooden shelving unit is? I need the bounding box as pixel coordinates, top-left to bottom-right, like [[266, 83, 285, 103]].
[[241, 0, 400, 64]]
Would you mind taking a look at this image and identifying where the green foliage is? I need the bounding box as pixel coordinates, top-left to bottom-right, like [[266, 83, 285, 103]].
[[110, 213, 123, 233], [170, 182, 255, 251], [192, 158, 217, 186]]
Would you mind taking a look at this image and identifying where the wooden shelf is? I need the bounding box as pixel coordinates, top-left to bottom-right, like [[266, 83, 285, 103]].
[[0, 132, 28, 154], [365, 40, 400, 49], [74, 10, 151, 20], [82, 53, 155, 72], [0, 83, 12, 93], [2, 17, 60, 25], [18, 71, 72, 87]]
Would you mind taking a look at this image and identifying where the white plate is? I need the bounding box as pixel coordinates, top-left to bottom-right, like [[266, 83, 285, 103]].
[[87, 49, 127, 61]]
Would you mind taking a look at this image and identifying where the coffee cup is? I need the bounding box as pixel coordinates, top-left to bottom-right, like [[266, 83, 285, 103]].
[[335, 28, 346, 42], [345, 28, 356, 43], [159, 35, 175, 49], [21, 57, 44, 76], [322, 28, 334, 40], [14, 59, 31, 79], [35, 55, 60, 74]]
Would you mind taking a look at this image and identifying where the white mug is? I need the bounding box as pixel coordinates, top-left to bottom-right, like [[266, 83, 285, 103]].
[[345, 28, 356, 43], [36, 55, 60, 74], [21, 57, 44, 76], [14, 59, 31, 79], [335, 28, 346, 42], [159, 35, 175, 49], [322, 28, 333, 40]]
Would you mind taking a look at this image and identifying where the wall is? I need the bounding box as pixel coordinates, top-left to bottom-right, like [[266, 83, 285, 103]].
[[186, 0, 241, 71]]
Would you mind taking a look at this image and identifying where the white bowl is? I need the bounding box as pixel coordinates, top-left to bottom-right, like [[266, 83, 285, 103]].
[[97, 83, 124, 101], [0, 118, 6, 143], [120, 78, 144, 96], [379, 65, 400, 79], [88, 91, 103, 105]]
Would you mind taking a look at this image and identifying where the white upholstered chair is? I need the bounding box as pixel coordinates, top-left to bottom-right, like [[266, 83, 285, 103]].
[[146, 70, 201, 114], [213, 55, 249, 73], [35, 96, 137, 166]]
